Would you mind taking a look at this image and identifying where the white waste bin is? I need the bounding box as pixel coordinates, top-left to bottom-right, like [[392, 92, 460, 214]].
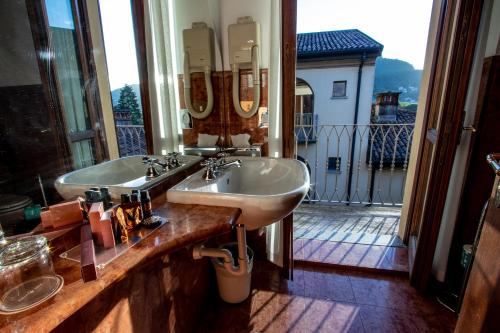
[[211, 242, 254, 303]]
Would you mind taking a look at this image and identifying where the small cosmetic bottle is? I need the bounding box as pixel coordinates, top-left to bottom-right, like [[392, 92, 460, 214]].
[[141, 190, 161, 228], [100, 187, 113, 210], [130, 193, 143, 227]]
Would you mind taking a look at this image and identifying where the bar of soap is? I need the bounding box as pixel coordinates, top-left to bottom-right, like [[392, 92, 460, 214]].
[[80, 224, 97, 282], [89, 202, 104, 245], [100, 211, 115, 249], [50, 200, 83, 228], [40, 210, 53, 229]]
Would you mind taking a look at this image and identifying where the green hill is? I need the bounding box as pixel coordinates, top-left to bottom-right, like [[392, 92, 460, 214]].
[[373, 58, 422, 103]]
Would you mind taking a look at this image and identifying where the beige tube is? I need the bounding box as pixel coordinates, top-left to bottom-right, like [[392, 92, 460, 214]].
[[232, 45, 260, 118], [184, 52, 214, 119]]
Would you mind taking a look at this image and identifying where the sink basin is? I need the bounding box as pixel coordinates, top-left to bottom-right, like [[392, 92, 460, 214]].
[[55, 155, 203, 201], [167, 157, 310, 230]]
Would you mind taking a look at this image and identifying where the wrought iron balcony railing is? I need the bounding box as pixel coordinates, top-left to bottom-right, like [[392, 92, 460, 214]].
[[116, 125, 147, 157], [294, 122, 415, 206]]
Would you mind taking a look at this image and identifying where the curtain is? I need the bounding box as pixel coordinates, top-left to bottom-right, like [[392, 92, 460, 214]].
[[266, 0, 283, 267], [145, 0, 180, 154]]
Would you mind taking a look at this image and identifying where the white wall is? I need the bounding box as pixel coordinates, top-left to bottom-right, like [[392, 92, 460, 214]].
[[219, 0, 271, 70], [296, 66, 374, 125], [172, 0, 223, 72], [0, 0, 41, 87], [432, 0, 500, 282]]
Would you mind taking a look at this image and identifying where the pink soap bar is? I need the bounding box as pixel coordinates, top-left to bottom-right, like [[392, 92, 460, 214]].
[[89, 202, 104, 245], [100, 212, 115, 249], [50, 200, 83, 228], [40, 210, 53, 229]]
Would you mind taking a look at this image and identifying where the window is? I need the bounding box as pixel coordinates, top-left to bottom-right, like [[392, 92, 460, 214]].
[[332, 80, 347, 98], [328, 157, 342, 173]]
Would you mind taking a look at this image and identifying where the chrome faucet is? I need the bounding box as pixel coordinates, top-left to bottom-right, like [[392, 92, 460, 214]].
[[201, 158, 218, 181], [142, 152, 183, 175], [200, 155, 242, 181], [142, 157, 161, 178], [217, 159, 242, 169]]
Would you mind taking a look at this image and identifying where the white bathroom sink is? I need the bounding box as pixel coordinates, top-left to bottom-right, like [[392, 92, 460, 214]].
[[55, 155, 203, 201], [167, 157, 310, 230]]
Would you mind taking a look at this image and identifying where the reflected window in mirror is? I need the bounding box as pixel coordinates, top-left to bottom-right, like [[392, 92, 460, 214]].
[[99, 0, 147, 157]]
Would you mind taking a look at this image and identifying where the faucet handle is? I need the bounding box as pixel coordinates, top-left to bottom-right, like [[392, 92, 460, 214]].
[[142, 157, 158, 165], [217, 152, 229, 163], [201, 157, 217, 167]]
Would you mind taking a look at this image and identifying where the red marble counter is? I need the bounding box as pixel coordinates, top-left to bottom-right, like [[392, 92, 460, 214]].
[[0, 203, 240, 333]]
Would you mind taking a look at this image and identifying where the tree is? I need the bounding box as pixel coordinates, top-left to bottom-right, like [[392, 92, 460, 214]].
[[117, 84, 143, 125]]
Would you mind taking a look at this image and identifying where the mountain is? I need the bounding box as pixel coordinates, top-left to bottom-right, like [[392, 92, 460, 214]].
[[110, 84, 142, 110], [373, 58, 422, 103]]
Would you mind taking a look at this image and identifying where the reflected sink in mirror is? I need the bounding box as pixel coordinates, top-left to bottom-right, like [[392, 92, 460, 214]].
[[55, 155, 203, 201], [167, 157, 310, 230]]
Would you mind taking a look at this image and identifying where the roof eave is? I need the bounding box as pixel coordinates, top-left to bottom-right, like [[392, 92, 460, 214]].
[[297, 48, 383, 62]]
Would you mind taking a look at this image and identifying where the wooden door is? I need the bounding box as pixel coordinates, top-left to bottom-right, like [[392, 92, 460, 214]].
[[455, 154, 500, 332], [405, 0, 483, 291], [445, 56, 500, 297]]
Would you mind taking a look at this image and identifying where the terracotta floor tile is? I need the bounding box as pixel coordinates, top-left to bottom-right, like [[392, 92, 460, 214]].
[[359, 303, 455, 333], [197, 261, 455, 333], [302, 268, 355, 302], [295, 239, 409, 272], [299, 299, 365, 333]]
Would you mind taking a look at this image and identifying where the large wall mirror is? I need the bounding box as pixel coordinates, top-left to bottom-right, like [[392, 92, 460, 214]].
[[0, 0, 277, 236]]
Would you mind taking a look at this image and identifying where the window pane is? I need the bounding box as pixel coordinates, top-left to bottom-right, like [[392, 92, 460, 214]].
[[332, 81, 346, 97], [99, 0, 146, 157], [71, 140, 96, 169], [46, 0, 91, 133]]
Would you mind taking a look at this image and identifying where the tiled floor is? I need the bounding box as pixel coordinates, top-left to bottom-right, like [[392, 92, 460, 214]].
[[293, 204, 408, 272], [197, 261, 456, 333], [294, 238, 409, 272], [294, 204, 403, 247]]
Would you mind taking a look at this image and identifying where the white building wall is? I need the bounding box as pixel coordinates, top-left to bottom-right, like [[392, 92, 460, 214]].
[[296, 64, 406, 205]]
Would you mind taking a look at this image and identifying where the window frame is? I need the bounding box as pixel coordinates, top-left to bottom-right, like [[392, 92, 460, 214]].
[[331, 80, 347, 99]]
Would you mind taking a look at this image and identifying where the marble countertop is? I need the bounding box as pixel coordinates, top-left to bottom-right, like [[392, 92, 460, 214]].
[[0, 203, 240, 333]]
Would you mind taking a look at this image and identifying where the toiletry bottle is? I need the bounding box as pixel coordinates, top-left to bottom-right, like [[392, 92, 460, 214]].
[[140, 190, 152, 220], [130, 193, 143, 227], [120, 194, 135, 231], [84, 190, 94, 211], [100, 187, 112, 210], [141, 190, 161, 228]]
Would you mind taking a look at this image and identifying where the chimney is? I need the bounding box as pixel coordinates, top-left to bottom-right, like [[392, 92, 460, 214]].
[[374, 92, 400, 122]]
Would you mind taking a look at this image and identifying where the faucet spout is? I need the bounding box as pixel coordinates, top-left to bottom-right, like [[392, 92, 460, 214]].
[[218, 159, 242, 169]]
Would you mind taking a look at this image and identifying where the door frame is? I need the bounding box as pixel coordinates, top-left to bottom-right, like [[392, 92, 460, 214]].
[[281, 0, 297, 279], [405, 0, 484, 291]]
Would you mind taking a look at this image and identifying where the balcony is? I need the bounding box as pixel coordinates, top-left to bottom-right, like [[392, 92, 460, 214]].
[[294, 122, 414, 206], [116, 125, 147, 157], [293, 121, 414, 268], [294, 113, 318, 143]]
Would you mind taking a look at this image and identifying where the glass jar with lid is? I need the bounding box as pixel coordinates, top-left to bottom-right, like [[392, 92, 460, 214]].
[[0, 235, 63, 314]]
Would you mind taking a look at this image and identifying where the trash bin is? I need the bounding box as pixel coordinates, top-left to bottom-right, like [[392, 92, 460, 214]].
[[212, 242, 253, 304]]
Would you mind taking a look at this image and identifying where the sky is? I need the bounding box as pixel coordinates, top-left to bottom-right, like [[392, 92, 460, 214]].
[[297, 0, 433, 69], [99, 0, 140, 90]]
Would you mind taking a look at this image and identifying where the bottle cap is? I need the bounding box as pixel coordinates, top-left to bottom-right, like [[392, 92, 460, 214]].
[[85, 190, 94, 202], [121, 194, 131, 203], [100, 187, 109, 195], [89, 187, 100, 192], [140, 190, 150, 201], [131, 193, 139, 202], [90, 190, 101, 202]]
